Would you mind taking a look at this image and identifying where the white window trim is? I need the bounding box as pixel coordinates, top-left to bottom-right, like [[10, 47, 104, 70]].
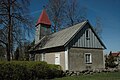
[[55, 53, 60, 65], [85, 53, 92, 64], [41, 53, 45, 61]]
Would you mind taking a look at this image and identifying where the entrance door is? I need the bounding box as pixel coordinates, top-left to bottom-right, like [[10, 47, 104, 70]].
[[55, 53, 60, 65]]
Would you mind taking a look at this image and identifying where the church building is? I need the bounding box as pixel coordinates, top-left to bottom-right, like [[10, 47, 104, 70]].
[[30, 9, 106, 71]]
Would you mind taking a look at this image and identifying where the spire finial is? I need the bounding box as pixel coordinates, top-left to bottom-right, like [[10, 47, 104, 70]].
[[43, 5, 46, 10]]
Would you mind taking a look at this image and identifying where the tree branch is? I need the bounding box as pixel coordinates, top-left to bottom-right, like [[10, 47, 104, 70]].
[[0, 39, 7, 45]]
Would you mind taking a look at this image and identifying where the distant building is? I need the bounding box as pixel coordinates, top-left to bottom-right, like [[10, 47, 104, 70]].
[[109, 51, 120, 65], [30, 9, 106, 71]]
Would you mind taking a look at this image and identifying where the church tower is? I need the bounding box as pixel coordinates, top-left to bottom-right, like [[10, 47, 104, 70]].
[[35, 9, 51, 44]]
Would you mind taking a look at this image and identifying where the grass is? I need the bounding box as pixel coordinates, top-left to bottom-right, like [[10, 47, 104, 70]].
[[54, 72, 120, 80]]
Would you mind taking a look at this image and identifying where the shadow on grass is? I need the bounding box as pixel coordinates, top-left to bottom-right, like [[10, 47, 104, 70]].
[[54, 72, 120, 80]]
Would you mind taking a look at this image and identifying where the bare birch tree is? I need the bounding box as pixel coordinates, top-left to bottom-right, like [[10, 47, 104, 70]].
[[46, 0, 87, 32], [65, 0, 87, 26], [46, 0, 67, 32], [94, 17, 102, 38], [0, 0, 34, 61]]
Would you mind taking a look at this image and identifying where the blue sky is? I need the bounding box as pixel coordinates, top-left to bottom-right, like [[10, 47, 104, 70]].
[[30, 0, 120, 54]]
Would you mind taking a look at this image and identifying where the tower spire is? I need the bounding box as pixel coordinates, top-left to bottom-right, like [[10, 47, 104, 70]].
[[36, 9, 51, 26], [35, 9, 51, 44]]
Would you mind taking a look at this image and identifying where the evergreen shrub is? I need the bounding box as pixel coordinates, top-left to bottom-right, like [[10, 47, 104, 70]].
[[0, 61, 63, 80]]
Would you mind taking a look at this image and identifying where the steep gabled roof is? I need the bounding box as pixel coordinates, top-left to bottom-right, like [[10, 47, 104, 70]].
[[87, 21, 106, 49], [36, 9, 51, 26], [33, 20, 106, 51], [42, 21, 87, 49]]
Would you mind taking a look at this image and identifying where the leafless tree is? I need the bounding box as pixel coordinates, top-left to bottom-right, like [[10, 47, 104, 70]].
[[65, 0, 87, 26], [94, 17, 102, 38], [0, 0, 34, 61], [46, 0, 87, 32], [46, 0, 67, 32]]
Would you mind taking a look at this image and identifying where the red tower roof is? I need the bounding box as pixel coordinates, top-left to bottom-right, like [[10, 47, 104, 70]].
[[36, 9, 51, 26]]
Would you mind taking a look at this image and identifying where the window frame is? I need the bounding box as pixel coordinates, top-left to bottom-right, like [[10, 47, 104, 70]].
[[85, 53, 92, 64], [86, 29, 89, 38], [86, 29, 90, 40], [55, 53, 60, 65]]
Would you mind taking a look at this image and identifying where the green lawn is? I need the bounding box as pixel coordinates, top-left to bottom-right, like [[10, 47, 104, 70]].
[[54, 72, 120, 80]]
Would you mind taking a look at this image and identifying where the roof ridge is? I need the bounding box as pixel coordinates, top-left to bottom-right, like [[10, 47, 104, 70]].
[[51, 21, 87, 36], [42, 21, 87, 49]]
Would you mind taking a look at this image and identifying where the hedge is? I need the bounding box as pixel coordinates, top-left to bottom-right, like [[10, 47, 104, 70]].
[[0, 61, 64, 80]]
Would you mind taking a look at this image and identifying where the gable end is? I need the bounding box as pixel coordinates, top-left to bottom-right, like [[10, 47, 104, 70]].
[[67, 22, 106, 49]]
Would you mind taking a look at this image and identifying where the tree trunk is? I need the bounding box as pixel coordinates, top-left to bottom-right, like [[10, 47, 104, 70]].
[[7, 0, 11, 61], [6, 44, 10, 61]]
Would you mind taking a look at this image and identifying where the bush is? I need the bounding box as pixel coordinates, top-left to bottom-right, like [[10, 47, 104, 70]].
[[0, 61, 63, 80], [105, 53, 118, 68]]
